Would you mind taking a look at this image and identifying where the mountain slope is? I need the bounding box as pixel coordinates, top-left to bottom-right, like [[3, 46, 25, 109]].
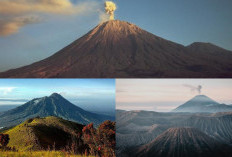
[[187, 42, 232, 68], [0, 20, 232, 78], [0, 105, 18, 113], [116, 110, 232, 156], [116, 110, 193, 156], [135, 127, 231, 157], [179, 112, 232, 143], [2, 116, 84, 151], [0, 93, 113, 128], [173, 95, 232, 113]]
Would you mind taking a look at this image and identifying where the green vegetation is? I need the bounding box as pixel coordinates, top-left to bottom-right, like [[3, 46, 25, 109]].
[[0, 116, 116, 156], [3, 116, 84, 151]]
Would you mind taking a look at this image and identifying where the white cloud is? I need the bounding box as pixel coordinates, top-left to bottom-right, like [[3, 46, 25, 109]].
[[0, 0, 100, 36], [0, 101, 22, 105], [0, 0, 99, 15], [116, 79, 232, 111], [0, 16, 41, 36], [0, 87, 17, 95]]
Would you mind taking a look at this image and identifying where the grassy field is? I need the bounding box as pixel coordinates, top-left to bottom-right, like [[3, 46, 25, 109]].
[[0, 151, 94, 157], [3, 116, 84, 151]]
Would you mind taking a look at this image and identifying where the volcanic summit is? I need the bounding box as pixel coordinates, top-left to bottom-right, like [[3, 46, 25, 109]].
[[0, 20, 232, 78], [135, 127, 231, 157], [172, 95, 232, 113]]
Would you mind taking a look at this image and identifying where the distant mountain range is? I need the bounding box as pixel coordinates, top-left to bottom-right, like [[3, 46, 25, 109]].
[[0, 20, 232, 78], [116, 110, 232, 157], [172, 95, 232, 113], [0, 93, 114, 128], [0, 105, 18, 113]]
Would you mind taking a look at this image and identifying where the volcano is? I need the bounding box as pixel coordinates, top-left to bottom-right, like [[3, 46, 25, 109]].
[[0, 93, 113, 128], [172, 95, 232, 113], [116, 110, 232, 156], [0, 20, 232, 78], [135, 127, 231, 157]]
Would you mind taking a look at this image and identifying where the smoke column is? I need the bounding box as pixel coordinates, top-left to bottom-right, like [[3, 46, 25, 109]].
[[183, 84, 202, 95], [197, 85, 202, 94], [105, 1, 117, 20]]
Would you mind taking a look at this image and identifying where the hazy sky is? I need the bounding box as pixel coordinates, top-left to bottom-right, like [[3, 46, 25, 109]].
[[0, 79, 115, 114], [0, 0, 232, 72], [116, 79, 232, 112]]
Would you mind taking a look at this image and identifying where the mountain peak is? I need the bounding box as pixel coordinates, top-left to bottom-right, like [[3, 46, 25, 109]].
[[187, 42, 232, 53], [49, 93, 63, 98], [171, 95, 232, 113], [195, 94, 207, 97], [99, 20, 141, 32], [0, 94, 114, 128], [1, 20, 232, 78], [189, 95, 218, 103], [165, 127, 199, 134], [136, 127, 225, 157], [189, 42, 216, 47], [86, 20, 146, 43]]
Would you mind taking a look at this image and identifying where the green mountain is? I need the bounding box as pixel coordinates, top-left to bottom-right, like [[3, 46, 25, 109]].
[[3, 116, 84, 151], [0, 93, 114, 128]]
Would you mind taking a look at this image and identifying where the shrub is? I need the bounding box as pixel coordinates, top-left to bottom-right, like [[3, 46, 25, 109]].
[[82, 123, 97, 155], [98, 121, 116, 157], [0, 134, 9, 147], [82, 121, 116, 157]]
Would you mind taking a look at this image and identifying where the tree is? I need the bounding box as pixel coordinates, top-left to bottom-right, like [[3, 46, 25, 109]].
[[0, 134, 10, 147]]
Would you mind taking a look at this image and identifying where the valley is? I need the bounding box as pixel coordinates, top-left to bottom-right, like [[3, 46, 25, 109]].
[[116, 95, 232, 157]]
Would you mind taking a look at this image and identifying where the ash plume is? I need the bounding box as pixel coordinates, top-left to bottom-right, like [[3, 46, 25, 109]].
[[104, 1, 117, 20], [183, 84, 202, 94]]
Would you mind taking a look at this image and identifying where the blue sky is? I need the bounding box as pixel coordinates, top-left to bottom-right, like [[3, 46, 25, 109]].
[[0, 79, 115, 114], [116, 79, 232, 112], [0, 0, 232, 72]]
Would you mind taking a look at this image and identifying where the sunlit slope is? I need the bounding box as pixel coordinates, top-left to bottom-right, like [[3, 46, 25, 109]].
[[1, 20, 232, 78], [4, 116, 84, 151]]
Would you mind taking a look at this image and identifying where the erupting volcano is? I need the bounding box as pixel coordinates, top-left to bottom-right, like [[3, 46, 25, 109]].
[[0, 20, 232, 78]]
